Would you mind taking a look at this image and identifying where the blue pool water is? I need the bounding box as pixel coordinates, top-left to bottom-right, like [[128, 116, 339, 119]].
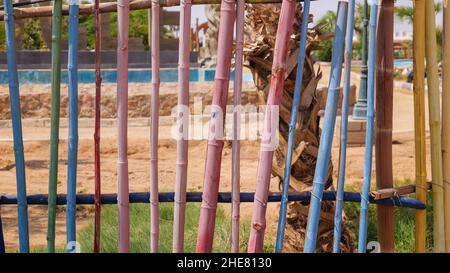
[[394, 59, 413, 69], [0, 68, 254, 84]]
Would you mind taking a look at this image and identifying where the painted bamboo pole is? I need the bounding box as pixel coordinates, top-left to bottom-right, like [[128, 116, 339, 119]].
[[172, 0, 192, 253], [247, 0, 302, 253], [231, 0, 245, 253], [66, 0, 79, 253], [442, 0, 450, 252], [93, 0, 102, 253], [303, 1, 348, 253], [196, 0, 236, 253], [357, 0, 378, 253], [425, 0, 445, 253], [375, 0, 394, 253], [274, 0, 310, 253], [3, 0, 30, 253], [117, 0, 130, 253], [247, 0, 297, 253], [149, 0, 160, 253], [413, 0, 427, 253], [47, 0, 63, 253], [0, 210, 4, 253], [332, 0, 354, 254]]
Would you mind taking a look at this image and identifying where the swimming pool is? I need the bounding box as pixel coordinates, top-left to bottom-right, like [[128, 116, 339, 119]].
[[0, 68, 255, 84], [394, 59, 413, 69]]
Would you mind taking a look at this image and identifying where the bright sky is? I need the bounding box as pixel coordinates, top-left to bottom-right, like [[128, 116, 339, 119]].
[[169, 0, 443, 31]]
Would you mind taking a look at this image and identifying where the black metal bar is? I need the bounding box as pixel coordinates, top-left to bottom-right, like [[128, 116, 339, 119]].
[[0, 191, 426, 209]]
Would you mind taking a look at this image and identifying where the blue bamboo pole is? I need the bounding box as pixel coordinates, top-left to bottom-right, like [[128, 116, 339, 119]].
[[3, 0, 30, 253], [303, 1, 348, 253], [66, 0, 79, 253], [333, 0, 355, 253], [274, 0, 311, 253], [0, 192, 426, 209], [358, 0, 378, 253]]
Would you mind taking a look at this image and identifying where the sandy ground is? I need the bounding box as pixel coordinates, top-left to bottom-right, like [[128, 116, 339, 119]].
[[0, 64, 434, 251]]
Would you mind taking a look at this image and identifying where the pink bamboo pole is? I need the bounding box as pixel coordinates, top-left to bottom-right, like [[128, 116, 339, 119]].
[[196, 0, 236, 253], [150, 0, 160, 253], [117, 0, 130, 253], [247, 0, 296, 253], [231, 0, 244, 253], [172, 0, 192, 253], [93, 0, 102, 253]]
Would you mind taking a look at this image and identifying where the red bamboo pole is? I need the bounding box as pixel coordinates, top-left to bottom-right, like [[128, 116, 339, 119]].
[[172, 0, 192, 253], [247, 0, 296, 253], [196, 0, 236, 253], [149, 0, 160, 253], [93, 0, 102, 253], [231, 0, 244, 253], [375, 0, 394, 253], [117, 0, 130, 253]]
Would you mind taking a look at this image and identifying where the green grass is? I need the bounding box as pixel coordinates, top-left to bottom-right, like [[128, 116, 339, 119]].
[[77, 203, 255, 253], [343, 192, 434, 253], [27, 178, 430, 253]]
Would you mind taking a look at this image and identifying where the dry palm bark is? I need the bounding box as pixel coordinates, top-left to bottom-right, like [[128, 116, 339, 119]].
[[244, 3, 352, 253]]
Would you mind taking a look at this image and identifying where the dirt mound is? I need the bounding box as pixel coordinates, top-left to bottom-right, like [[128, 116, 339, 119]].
[[0, 87, 260, 120]]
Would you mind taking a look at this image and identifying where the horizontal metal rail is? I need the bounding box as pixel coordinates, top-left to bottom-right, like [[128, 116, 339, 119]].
[[0, 191, 426, 209], [0, 0, 52, 10]]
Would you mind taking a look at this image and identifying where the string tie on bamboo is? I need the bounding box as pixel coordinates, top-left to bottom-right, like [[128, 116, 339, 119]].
[[391, 194, 402, 208], [414, 182, 429, 193], [431, 181, 445, 190], [201, 199, 217, 210], [310, 183, 323, 202], [117, 2, 129, 8], [150, 197, 159, 205], [174, 198, 186, 205], [254, 194, 267, 208], [360, 192, 370, 206]]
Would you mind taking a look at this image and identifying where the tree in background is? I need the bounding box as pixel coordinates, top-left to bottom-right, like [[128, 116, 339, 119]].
[[395, 2, 441, 23], [245, 3, 353, 252], [1, 2, 176, 51], [0, 22, 5, 50], [21, 18, 46, 50], [314, 10, 336, 62], [110, 10, 149, 50], [314, 3, 366, 62], [395, 1, 442, 60]]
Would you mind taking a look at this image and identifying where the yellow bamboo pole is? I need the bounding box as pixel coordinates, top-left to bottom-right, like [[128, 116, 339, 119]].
[[425, 0, 446, 253], [442, 0, 450, 252], [413, 0, 427, 253]]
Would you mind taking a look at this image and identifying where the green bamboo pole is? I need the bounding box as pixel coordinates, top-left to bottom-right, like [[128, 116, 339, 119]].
[[47, 0, 63, 253], [442, 0, 450, 252], [413, 0, 427, 253], [425, 0, 445, 253]]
